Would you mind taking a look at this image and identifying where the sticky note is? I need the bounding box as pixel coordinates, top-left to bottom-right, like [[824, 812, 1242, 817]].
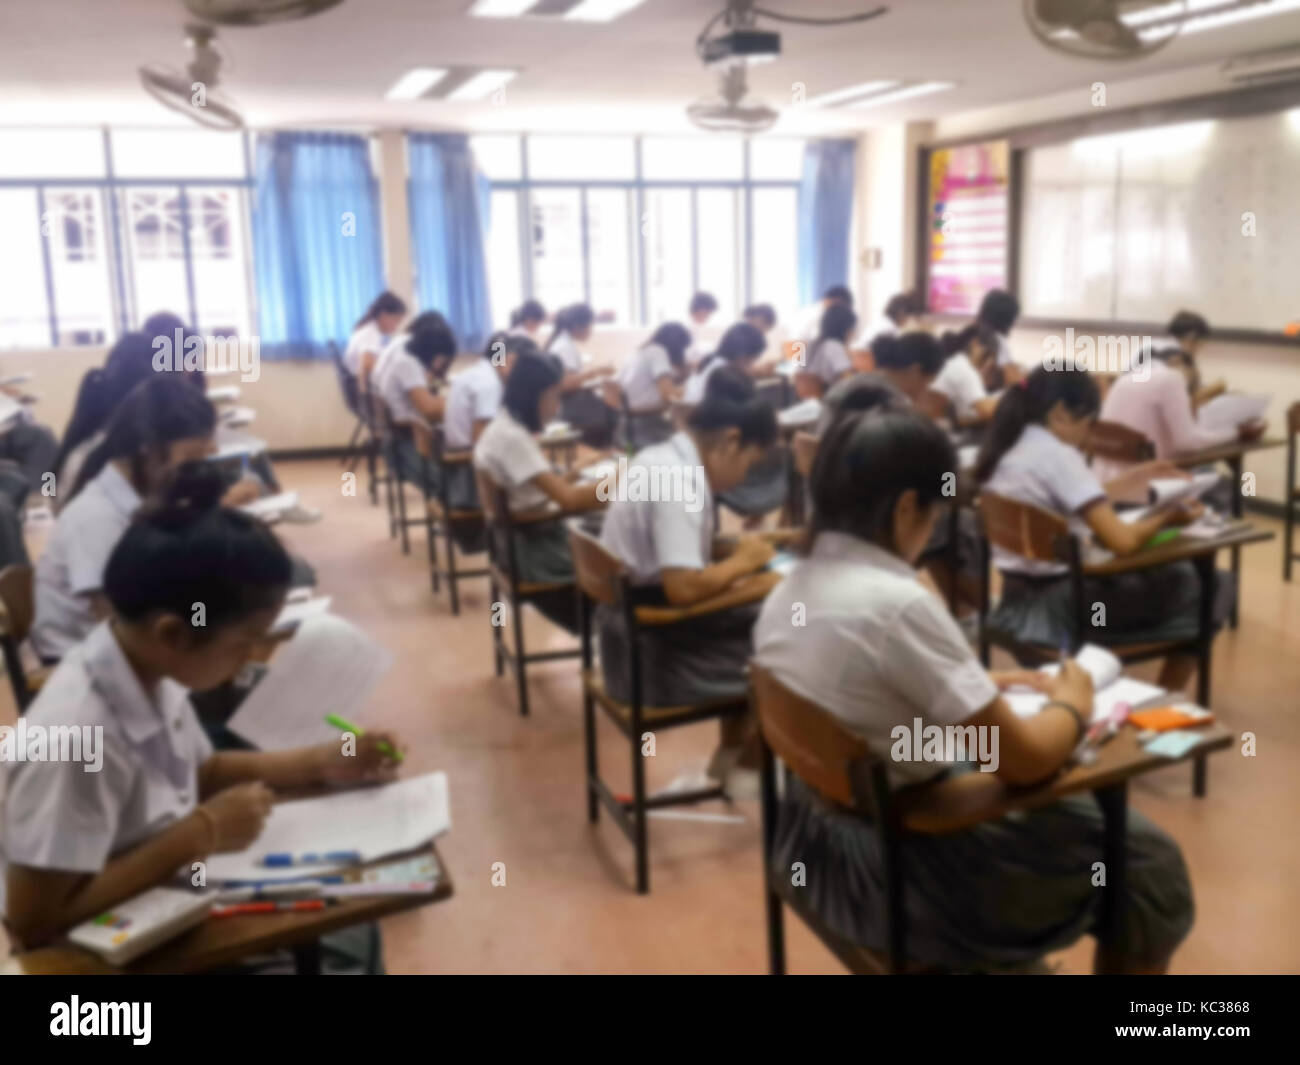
[[1144, 730, 1204, 759]]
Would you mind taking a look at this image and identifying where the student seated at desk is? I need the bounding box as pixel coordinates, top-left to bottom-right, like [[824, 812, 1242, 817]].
[[933, 323, 999, 430], [870, 331, 946, 408], [615, 323, 692, 449], [598, 368, 779, 791], [1, 474, 403, 952], [976, 366, 1229, 691], [863, 290, 920, 349], [1161, 310, 1224, 410], [976, 288, 1024, 389], [31, 378, 227, 664], [344, 291, 407, 392], [1093, 348, 1264, 499], [683, 323, 767, 403], [685, 291, 720, 366], [742, 303, 777, 336], [375, 322, 459, 498], [507, 299, 547, 344], [546, 303, 616, 447], [754, 403, 1193, 974], [795, 304, 857, 400], [473, 353, 608, 633], [793, 285, 853, 346]]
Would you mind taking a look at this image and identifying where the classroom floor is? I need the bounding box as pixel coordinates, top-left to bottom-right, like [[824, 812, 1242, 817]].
[[3, 458, 1298, 974]]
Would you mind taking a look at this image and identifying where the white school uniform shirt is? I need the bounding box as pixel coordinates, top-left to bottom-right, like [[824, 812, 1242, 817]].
[[378, 349, 432, 429], [804, 337, 852, 386], [548, 331, 585, 375], [931, 352, 988, 421], [473, 410, 552, 512], [863, 317, 898, 348], [32, 464, 140, 662], [682, 358, 726, 406], [54, 431, 104, 515], [369, 332, 408, 395], [754, 532, 999, 788], [984, 423, 1107, 577], [619, 343, 675, 411], [0, 621, 212, 914], [993, 332, 1015, 368], [599, 431, 713, 586], [343, 321, 390, 377], [444, 358, 503, 451]]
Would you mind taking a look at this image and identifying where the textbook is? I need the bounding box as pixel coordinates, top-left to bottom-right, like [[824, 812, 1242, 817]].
[[1003, 644, 1165, 720], [227, 612, 392, 749], [203, 772, 452, 884], [69, 887, 214, 965], [1196, 392, 1268, 433]]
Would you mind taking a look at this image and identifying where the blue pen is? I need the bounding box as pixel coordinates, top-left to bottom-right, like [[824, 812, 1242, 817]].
[[261, 851, 362, 868]]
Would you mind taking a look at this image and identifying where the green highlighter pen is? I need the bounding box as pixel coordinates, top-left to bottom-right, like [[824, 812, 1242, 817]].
[[1145, 528, 1181, 549], [324, 713, 403, 762]]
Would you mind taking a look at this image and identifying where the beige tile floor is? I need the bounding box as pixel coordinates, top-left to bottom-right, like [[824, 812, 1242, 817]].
[[3, 459, 1298, 973]]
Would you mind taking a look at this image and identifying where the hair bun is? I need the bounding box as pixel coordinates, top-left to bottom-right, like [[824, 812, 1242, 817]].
[[144, 460, 229, 530]]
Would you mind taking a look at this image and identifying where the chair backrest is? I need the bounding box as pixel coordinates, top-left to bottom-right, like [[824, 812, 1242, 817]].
[[0, 565, 35, 642], [328, 342, 364, 418], [565, 522, 624, 607], [976, 492, 1072, 564], [750, 661, 872, 810], [475, 467, 506, 525], [792, 431, 819, 478], [1086, 419, 1154, 463], [1288, 400, 1300, 437]]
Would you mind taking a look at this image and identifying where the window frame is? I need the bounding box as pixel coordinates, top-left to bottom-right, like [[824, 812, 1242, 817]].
[[485, 134, 802, 327], [0, 127, 257, 349]]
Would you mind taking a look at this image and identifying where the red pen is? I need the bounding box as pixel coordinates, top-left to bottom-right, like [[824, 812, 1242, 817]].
[[211, 900, 329, 918]]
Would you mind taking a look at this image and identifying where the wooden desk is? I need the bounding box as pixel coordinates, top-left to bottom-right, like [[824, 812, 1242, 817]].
[[6, 841, 453, 976], [1173, 437, 1285, 626]]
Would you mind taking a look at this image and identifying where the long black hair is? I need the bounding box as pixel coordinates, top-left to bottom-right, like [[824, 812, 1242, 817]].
[[977, 288, 1020, 336], [697, 322, 766, 375], [872, 332, 946, 377], [71, 376, 218, 501], [811, 303, 858, 366], [503, 352, 565, 433], [510, 300, 546, 329], [884, 291, 919, 326], [482, 330, 540, 366], [940, 321, 998, 360], [743, 304, 777, 330], [974, 365, 1101, 483], [405, 323, 458, 375], [353, 291, 407, 332], [645, 322, 693, 370], [817, 372, 907, 435], [810, 405, 956, 551], [104, 461, 291, 643], [686, 365, 777, 449], [545, 303, 595, 352]]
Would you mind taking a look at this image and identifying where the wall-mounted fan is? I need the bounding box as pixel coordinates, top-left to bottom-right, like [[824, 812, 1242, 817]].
[[180, 0, 343, 25], [1024, 0, 1194, 59], [139, 23, 244, 129]]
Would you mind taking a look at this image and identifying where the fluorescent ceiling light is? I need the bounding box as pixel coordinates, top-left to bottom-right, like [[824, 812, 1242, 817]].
[[448, 69, 518, 101], [847, 81, 955, 110], [385, 68, 448, 101], [469, 0, 538, 17], [803, 80, 901, 108], [565, 0, 649, 20], [1130, 0, 1300, 38]]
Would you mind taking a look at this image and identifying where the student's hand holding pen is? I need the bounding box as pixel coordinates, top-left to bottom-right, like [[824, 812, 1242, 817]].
[[195, 782, 274, 853], [1048, 659, 1095, 728], [312, 730, 406, 785], [733, 534, 776, 573], [1163, 499, 1205, 527]]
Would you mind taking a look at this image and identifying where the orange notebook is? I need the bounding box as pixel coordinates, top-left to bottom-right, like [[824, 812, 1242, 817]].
[[1128, 706, 1214, 732]]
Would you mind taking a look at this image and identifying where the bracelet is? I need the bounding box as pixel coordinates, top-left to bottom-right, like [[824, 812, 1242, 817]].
[[192, 806, 219, 855], [1044, 700, 1088, 743]]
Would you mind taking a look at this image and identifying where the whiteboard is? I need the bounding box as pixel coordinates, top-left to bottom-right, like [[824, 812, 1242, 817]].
[[1018, 110, 1300, 331]]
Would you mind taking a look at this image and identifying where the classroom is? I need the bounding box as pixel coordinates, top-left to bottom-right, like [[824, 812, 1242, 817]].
[[0, 0, 1298, 990]]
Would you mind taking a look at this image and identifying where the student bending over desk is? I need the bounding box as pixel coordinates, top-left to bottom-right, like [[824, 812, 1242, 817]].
[[754, 404, 1193, 974], [598, 367, 779, 793], [1, 478, 404, 951], [375, 322, 458, 499], [977, 366, 1228, 691]]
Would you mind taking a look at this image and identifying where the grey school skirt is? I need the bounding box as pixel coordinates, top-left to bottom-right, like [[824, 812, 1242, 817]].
[[491, 519, 581, 634], [596, 594, 760, 706], [440, 462, 487, 554], [390, 432, 442, 499], [774, 776, 1193, 970], [990, 562, 1234, 651], [717, 447, 788, 518]]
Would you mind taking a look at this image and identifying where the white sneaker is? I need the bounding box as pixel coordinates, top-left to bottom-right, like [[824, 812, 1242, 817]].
[[280, 503, 323, 524], [722, 766, 761, 802]]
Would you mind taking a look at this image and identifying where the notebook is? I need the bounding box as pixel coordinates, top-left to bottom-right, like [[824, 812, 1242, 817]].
[[227, 612, 391, 750], [1003, 644, 1165, 720], [203, 772, 452, 884]]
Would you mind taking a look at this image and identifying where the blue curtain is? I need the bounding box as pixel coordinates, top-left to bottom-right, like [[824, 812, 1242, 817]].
[[251, 131, 385, 359], [797, 139, 857, 306], [407, 133, 493, 353]]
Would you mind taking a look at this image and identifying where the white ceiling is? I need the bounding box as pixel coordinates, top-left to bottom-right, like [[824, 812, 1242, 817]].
[[2, 0, 1299, 133]]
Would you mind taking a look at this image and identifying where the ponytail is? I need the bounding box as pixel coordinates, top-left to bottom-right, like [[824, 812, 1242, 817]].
[[354, 290, 407, 332], [697, 322, 766, 375], [647, 322, 692, 370], [974, 365, 1100, 483], [545, 303, 594, 352]]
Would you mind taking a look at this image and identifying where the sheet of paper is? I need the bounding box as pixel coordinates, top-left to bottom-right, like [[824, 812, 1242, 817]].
[[1197, 392, 1268, 433], [1148, 470, 1220, 507], [240, 491, 300, 521], [0, 372, 34, 387], [777, 398, 822, 428], [221, 405, 257, 427], [203, 773, 451, 884], [1009, 646, 1156, 719], [207, 384, 241, 403], [269, 595, 331, 636], [213, 428, 267, 460], [228, 612, 390, 750]]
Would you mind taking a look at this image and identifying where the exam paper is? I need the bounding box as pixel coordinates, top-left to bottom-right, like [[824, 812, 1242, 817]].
[[268, 594, 331, 636], [240, 491, 300, 522], [1197, 393, 1268, 433], [227, 612, 390, 749], [203, 773, 451, 884], [777, 398, 823, 428], [1004, 645, 1163, 719]]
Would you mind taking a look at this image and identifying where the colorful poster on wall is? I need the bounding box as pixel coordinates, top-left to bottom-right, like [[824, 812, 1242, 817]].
[[927, 140, 1010, 315]]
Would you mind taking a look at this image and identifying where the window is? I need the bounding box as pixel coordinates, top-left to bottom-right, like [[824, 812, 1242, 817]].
[[0, 127, 256, 351], [474, 134, 803, 330]]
